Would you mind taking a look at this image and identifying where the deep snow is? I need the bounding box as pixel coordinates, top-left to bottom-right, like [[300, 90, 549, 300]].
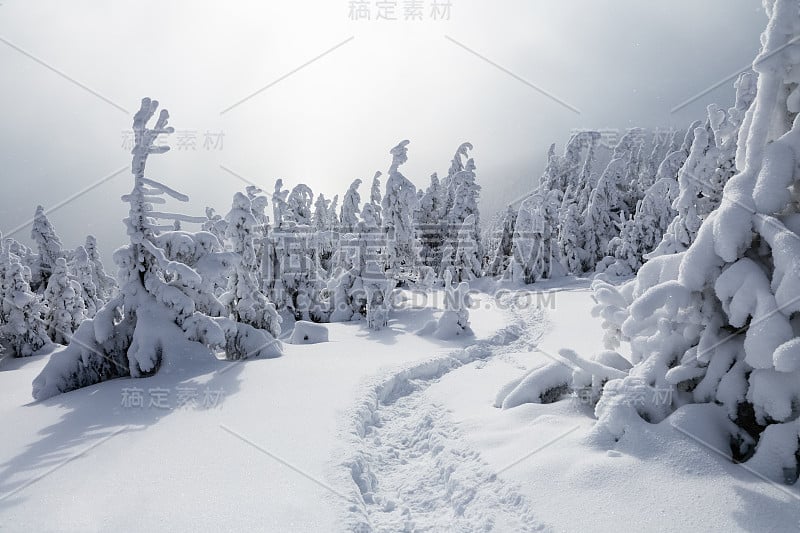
[[0, 281, 797, 532]]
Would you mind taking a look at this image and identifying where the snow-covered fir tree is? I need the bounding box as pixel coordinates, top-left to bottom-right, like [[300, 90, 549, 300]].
[[71, 245, 102, 318], [43, 257, 86, 344], [557, 193, 584, 275], [313, 193, 331, 231], [33, 98, 281, 400], [369, 171, 383, 226], [84, 235, 118, 302], [442, 142, 473, 216], [418, 172, 446, 272], [487, 205, 517, 277], [221, 192, 281, 338], [29, 205, 64, 292], [507, 190, 564, 283], [382, 140, 419, 279], [452, 214, 482, 282], [340, 178, 363, 234], [272, 179, 291, 229], [582, 129, 645, 267], [590, 2, 800, 482], [2, 255, 50, 357], [287, 184, 314, 227]]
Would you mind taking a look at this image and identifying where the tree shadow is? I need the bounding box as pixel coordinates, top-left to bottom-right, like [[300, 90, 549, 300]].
[[0, 354, 246, 512]]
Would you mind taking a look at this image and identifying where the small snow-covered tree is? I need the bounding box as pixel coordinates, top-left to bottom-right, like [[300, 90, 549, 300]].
[[71, 245, 102, 318], [340, 178, 363, 234], [43, 257, 86, 344], [487, 205, 517, 277], [84, 235, 118, 302], [327, 194, 339, 230], [452, 214, 482, 282], [418, 173, 446, 271], [287, 184, 314, 226], [312, 193, 336, 273], [221, 192, 281, 337], [606, 177, 677, 275], [442, 142, 473, 216], [313, 193, 330, 231], [445, 154, 482, 260], [433, 270, 472, 338], [382, 140, 419, 278], [557, 195, 584, 275], [582, 129, 645, 267], [2, 256, 50, 357], [29, 205, 64, 292], [650, 122, 718, 256], [369, 171, 383, 226], [272, 179, 291, 229]]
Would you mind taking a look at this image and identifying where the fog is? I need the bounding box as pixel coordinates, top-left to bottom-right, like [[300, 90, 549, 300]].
[[0, 0, 766, 265]]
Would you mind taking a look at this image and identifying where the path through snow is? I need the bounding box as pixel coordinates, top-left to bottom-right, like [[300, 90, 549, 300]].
[[344, 292, 551, 532]]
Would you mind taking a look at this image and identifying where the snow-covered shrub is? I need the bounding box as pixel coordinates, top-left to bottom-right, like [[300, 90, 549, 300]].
[[586, 1, 800, 482], [496, 348, 631, 410], [32, 98, 282, 400], [421, 270, 472, 339], [288, 320, 329, 344], [497, 363, 573, 409]]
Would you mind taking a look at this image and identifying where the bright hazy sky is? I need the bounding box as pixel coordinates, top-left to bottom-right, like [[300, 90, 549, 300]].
[[0, 0, 767, 265]]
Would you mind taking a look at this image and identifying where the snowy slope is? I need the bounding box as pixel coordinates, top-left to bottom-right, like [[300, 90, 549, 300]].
[[0, 291, 504, 532], [1, 282, 797, 532], [425, 281, 800, 532]]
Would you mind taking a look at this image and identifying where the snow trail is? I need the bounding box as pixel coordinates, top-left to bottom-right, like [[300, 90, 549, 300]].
[[344, 293, 550, 532]]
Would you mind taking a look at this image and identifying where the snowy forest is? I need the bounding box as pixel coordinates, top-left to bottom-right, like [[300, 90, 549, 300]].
[[1, 1, 799, 531]]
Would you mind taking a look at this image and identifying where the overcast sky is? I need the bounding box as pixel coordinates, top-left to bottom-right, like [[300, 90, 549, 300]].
[[0, 0, 767, 265]]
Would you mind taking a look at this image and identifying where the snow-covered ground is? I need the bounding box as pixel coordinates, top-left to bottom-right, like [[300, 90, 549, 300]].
[[1, 281, 797, 532]]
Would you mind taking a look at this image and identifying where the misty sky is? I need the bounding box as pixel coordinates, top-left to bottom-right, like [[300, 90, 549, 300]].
[[0, 0, 767, 266]]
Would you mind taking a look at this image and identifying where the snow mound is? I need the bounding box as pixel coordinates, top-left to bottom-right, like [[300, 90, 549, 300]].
[[287, 321, 329, 344]]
